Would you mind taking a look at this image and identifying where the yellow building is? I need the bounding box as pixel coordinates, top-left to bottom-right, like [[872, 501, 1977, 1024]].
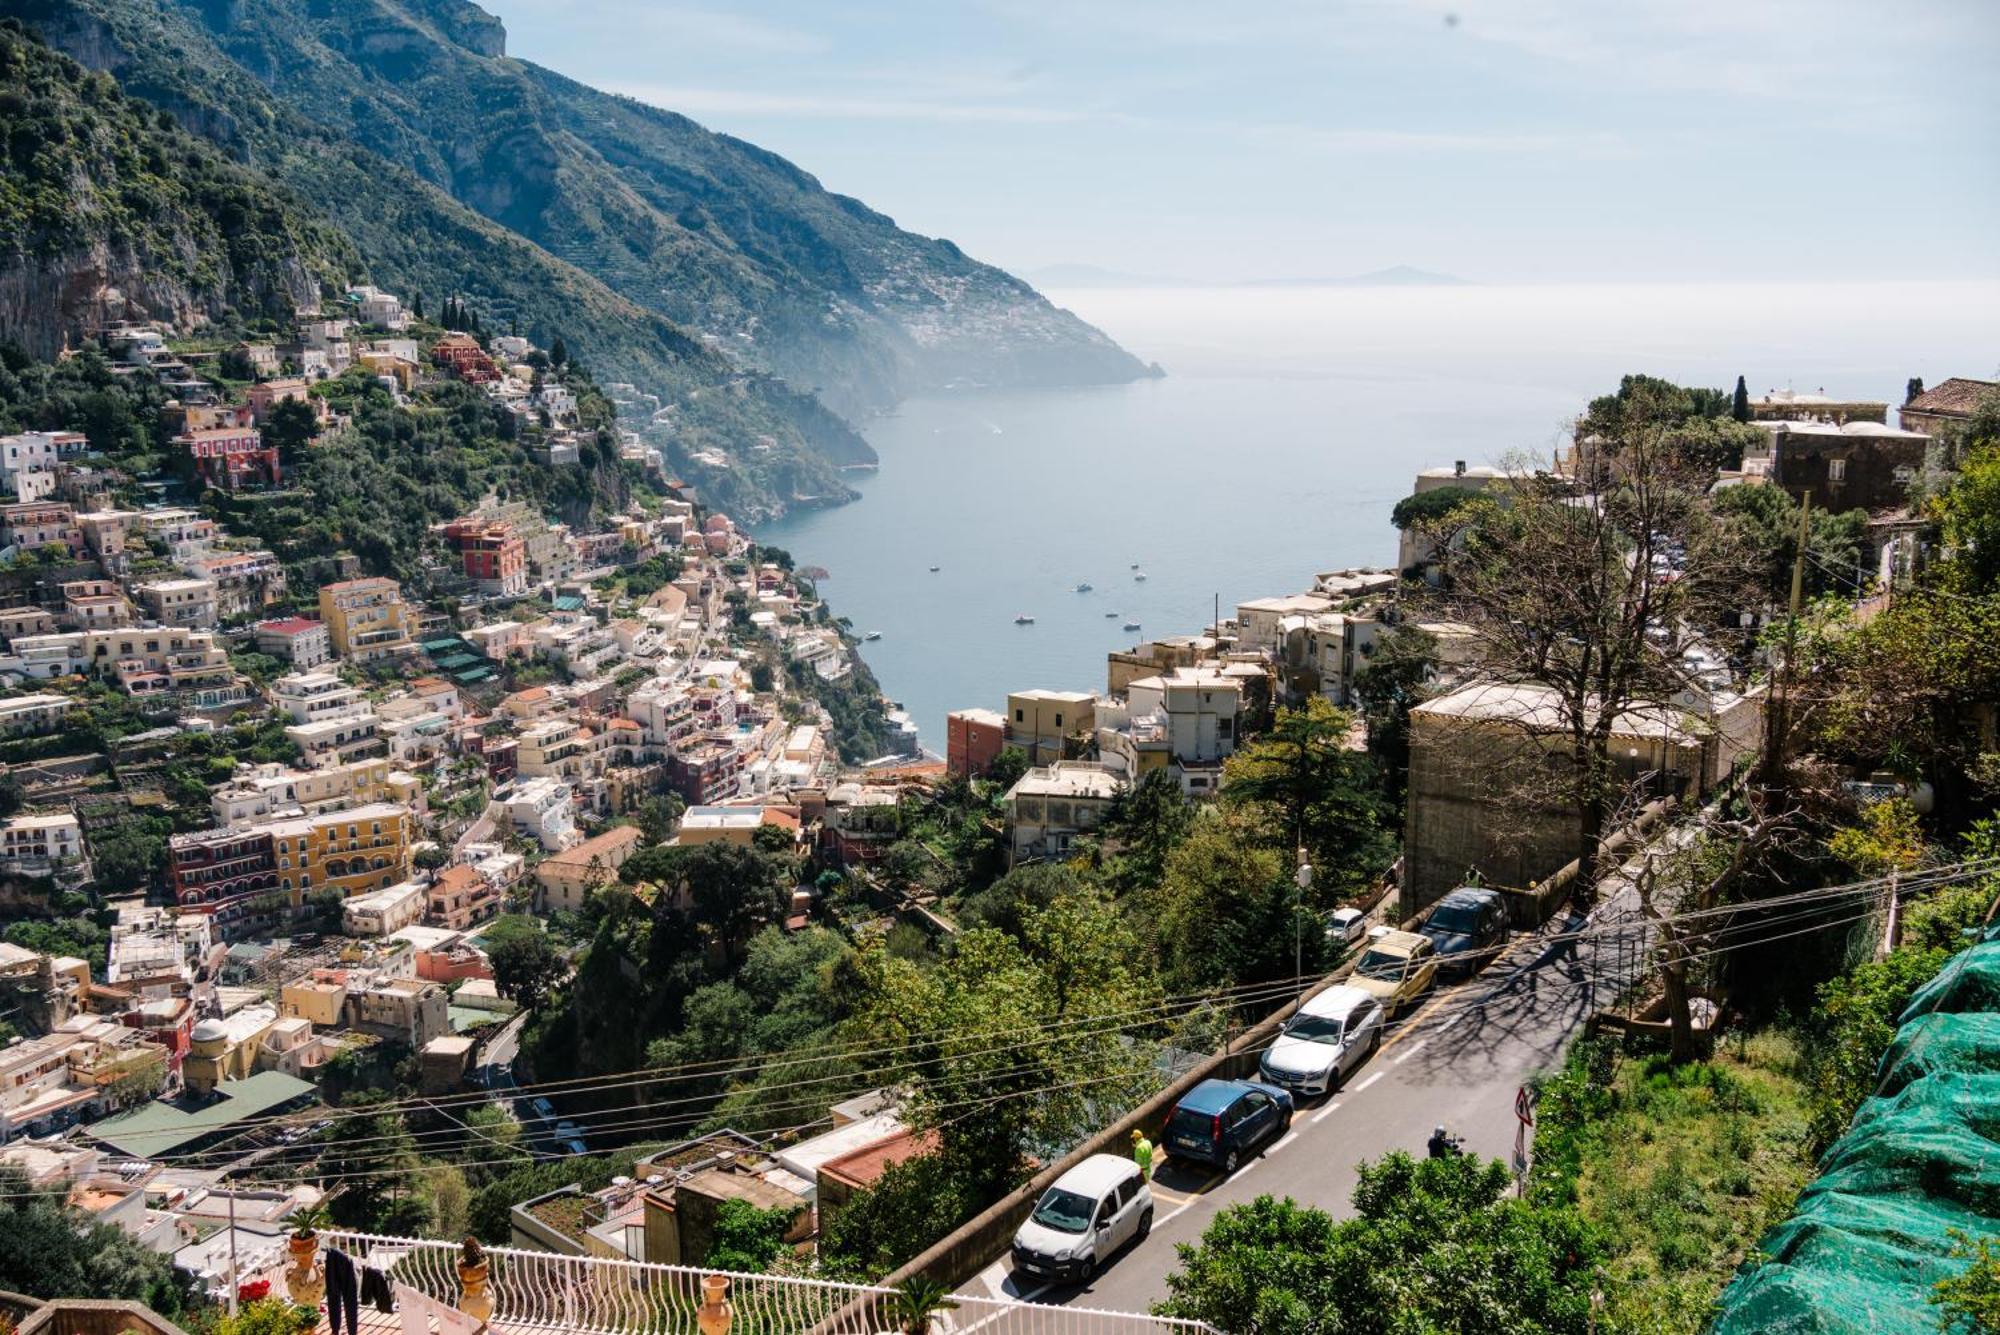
[[1004, 689, 1097, 765], [278, 975, 347, 1028], [317, 577, 416, 663], [267, 802, 414, 906]]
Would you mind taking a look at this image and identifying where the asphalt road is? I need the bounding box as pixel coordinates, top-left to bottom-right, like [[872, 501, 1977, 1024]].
[[964, 895, 1651, 1317]]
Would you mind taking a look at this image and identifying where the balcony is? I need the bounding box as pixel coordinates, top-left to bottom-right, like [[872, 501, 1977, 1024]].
[[262, 1230, 1215, 1334]]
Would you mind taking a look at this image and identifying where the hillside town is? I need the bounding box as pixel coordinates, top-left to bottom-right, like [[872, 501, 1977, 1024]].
[[3, 270, 1998, 1333]]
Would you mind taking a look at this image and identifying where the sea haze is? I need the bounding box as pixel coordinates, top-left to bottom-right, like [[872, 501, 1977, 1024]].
[[757, 281, 2000, 751]]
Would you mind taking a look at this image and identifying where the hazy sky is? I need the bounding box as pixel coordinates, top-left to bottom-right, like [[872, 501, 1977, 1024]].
[[480, 0, 1999, 284]]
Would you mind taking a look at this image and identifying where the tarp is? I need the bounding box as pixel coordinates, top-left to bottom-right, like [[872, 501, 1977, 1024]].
[[1712, 948, 2000, 1334]]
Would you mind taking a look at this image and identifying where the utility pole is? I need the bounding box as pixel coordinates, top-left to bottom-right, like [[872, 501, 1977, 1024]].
[[1758, 491, 1812, 798], [1294, 851, 1314, 986]]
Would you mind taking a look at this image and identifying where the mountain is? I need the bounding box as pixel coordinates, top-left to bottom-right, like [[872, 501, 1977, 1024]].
[[7, 0, 1146, 427], [1026, 263, 1198, 290], [0, 20, 356, 357]]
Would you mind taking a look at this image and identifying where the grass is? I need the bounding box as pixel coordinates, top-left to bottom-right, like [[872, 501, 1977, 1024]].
[[1556, 1030, 1817, 1333]]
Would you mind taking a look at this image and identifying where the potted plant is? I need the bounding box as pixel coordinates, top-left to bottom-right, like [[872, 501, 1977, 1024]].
[[884, 1277, 958, 1335], [285, 1204, 330, 1305], [457, 1236, 493, 1322]]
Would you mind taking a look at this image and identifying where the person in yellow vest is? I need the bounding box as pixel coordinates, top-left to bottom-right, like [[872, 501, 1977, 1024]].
[[1131, 1127, 1154, 1181]]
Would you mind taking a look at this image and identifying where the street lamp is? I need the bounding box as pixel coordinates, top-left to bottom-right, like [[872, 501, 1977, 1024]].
[[1295, 850, 1314, 986]]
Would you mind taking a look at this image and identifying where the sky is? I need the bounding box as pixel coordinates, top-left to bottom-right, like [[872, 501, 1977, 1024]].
[[478, 0, 2000, 285]]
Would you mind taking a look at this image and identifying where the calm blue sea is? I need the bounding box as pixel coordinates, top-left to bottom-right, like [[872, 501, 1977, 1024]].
[[757, 281, 2000, 750]]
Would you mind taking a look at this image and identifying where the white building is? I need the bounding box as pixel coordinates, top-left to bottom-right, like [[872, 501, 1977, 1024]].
[[0, 813, 89, 881], [106, 908, 212, 990], [498, 776, 578, 851], [343, 880, 428, 936], [0, 693, 73, 737], [1001, 762, 1125, 866], [270, 670, 369, 725], [135, 577, 220, 630]]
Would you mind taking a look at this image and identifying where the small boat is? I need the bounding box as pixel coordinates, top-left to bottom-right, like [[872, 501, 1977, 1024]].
[[1074, 582, 1093, 593], [1123, 621, 1142, 631], [1014, 614, 1035, 625], [928, 565, 940, 573], [1104, 611, 1119, 618], [863, 630, 882, 642], [1130, 563, 1140, 570], [1133, 570, 1148, 581]]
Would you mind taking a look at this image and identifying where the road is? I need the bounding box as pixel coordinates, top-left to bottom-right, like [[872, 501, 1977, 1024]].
[[962, 891, 1651, 1316]]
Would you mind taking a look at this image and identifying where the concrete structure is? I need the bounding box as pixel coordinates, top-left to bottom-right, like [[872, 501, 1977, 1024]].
[[342, 879, 428, 936], [427, 864, 500, 930], [1096, 666, 1242, 796], [0, 693, 71, 737], [1900, 378, 1999, 440], [134, 578, 219, 630], [499, 776, 576, 851], [1002, 762, 1125, 866], [1004, 689, 1096, 765], [175, 426, 278, 490], [1396, 463, 1509, 571], [1742, 419, 1930, 513], [1400, 680, 1762, 915], [444, 518, 528, 597], [0, 813, 89, 882], [0, 502, 81, 556], [253, 617, 331, 668]]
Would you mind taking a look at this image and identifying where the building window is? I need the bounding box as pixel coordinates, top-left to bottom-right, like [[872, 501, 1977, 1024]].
[[1828, 458, 1848, 483]]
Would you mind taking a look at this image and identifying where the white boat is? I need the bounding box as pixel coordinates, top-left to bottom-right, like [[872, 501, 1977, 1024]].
[[1014, 614, 1035, 625], [1123, 621, 1142, 631], [1074, 582, 1093, 593], [1104, 611, 1119, 618], [928, 565, 940, 572], [1133, 570, 1148, 581], [1130, 563, 1141, 570], [863, 630, 882, 641]]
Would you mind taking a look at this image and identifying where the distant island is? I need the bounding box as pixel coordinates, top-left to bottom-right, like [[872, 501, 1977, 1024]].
[[1029, 262, 1471, 289]]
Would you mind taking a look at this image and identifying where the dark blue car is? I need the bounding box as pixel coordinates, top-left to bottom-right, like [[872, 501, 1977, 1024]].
[[1162, 1078, 1295, 1173]]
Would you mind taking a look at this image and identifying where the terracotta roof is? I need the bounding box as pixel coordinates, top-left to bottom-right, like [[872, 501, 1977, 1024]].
[[432, 864, 488, 893], [257, 617, 321, 635], [1906, 378, 2000, 418], [540, 824, 642, 869], [819, 1128, 941, 1192]]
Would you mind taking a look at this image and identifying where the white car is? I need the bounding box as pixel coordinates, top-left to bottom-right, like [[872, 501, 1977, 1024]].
[[1010, 1153, 1154, 1284], [1326, 907, 1369, 948], [1258, 984, 1386, 1097]]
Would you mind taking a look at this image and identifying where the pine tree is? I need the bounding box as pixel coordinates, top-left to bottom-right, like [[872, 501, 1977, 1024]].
[[412, 292, 424, 320], [551, 334, 568, 367], [1731, 374, 1751, 422], [1907, 377, 1925, 405]]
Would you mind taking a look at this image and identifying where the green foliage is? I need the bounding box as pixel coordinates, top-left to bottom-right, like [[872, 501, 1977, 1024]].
[[199, 1298, 320, 1335], [1828, 798, 1929, 877], [1157, 1154, 1602, 1334], [0, 1166, 195, 1314], [4, 915, 109, 971], [1087, 767, 1195, 895], [1933, 1230, 2000, 1334], [884, 1275, 960, 1335], [1712, 484, 1871, 603], [1392, 485, 1485, 531], [1223, 696, 1395, 891], [0, 24, 354, 340], [817, 1151, 982, 1281], [1350, 623, 1440, 795], [1803, 945, 1953, 1152], [705, 1199, 796, 1274], [318, 1090, 421, 1232], [1153, 806, 1309, 993], [486, 916, 566, 1011]]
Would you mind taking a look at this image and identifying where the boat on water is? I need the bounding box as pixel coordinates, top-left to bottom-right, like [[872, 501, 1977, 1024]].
[[928, 565, 940, 573], [863, 631, 882, 642], [1074, 582, 1093, 593], [1123, 621, 1142, 631], [1014, 614, 1036, 625], [1130, 563, 1141, 570], [1133, 570, 1148, 581], [1104, 611, 1119, 618]]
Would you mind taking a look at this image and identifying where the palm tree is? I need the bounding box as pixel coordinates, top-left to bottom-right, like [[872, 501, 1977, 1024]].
[[884, 1276, 959, 1335]]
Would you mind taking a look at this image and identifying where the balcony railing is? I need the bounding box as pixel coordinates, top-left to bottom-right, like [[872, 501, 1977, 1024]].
[[313, 1230, 1219, 1335]]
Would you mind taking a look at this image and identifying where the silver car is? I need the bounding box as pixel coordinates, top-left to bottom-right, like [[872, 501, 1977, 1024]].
[[1259, 985, 1385, 1097]]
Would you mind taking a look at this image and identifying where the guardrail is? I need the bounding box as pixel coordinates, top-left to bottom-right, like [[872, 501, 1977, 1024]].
[[315, 1231, 1214, 1334]]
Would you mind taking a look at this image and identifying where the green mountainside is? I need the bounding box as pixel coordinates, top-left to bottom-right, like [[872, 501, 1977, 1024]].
[[0, 1, 870, 519], [0, 20, 355, 354]]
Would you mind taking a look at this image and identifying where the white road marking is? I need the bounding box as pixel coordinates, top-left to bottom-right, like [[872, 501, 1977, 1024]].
[[979, 1263, 1009, 1300], [1351, 1072, 1385, 1093], [1395, 1039, 1429, 1064], [1311, 1099, 1344, 1124], [1160, 1198, 1198, 1225], [1435, 1013, 1465, 1034], [1270, 1131, 1300, 1153]]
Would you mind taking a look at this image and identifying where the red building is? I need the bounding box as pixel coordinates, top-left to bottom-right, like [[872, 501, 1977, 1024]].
[[946, 707, 1007, 779], [177, 426, 280, 490], [431, 334, 500, 384], [670, 741, 746, 805], [168, 827, 278, 910], [443, 518, 528, 597]]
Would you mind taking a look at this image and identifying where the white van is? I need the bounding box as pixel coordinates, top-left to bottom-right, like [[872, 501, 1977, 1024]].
[[1009, 1152, 1154, 1284]]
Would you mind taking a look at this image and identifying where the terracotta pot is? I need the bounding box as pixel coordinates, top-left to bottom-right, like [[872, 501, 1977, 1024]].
[[457, 1258, 493, 1323], [285, 1233, 325, 1305], [695, 1273, 732, 1335]]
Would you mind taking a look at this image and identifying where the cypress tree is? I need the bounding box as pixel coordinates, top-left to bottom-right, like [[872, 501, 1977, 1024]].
[[1730, 375, 1751, 422], [551, 335, 568, 367], [1906, 377, 1925, 404]]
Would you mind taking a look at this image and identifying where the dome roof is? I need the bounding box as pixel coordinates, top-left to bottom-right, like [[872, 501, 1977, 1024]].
[[190, 1018, 230, 1043]]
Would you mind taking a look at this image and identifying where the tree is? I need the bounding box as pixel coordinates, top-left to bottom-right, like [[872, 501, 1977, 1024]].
[[1156, 1154, 1602, 1334], [1429, 384, 1757, 891], [1731, 374, 1752, 422], [630, 842, 792, 964], [317, 1091, 418, 1231], [817, 1151, 980, 1280], [635, 794, 684, 845], [264, 396, 319, 464], [1223, 697, 1393, 890], [550, 334, 568, 367], [488, 919, 566, 1011], [1153, 806, 1308, 992], [1392, 484, 1484, 531], [1349, 623, 1439, 797], [705, 1199, 796, 1273], [1713, 483, 1871, 603], [984, 745, 1030, 791], [1932, 1230, 2000, 1334], [0, 1167, 195, 1314], [1089, 767, 1195, 894], [1906, 377, 1925, 406]]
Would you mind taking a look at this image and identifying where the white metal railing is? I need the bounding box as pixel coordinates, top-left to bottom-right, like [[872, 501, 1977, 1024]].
[[319, 1231, 1218, 1335]]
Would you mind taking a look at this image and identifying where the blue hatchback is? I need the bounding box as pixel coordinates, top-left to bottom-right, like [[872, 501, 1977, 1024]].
[[1162, 1078, 1295, 1174]]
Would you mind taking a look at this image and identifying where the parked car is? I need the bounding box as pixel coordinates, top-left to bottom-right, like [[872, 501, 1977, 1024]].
[[1418, 887, 1510, 978], [1163, 1078, 1294, 1174], [1348, 929, 1439, 1015], [1325, 907, 1369, 949], [1258, 985, 1386, 1097], [1010, 1153, 1154, 1284]]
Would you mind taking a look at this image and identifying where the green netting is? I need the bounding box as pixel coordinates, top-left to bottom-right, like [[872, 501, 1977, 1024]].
[[1902, 942, 2000, 1021], [1712, 947, 2000, 1334]]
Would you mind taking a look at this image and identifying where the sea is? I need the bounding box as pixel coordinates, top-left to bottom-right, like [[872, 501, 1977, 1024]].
[[755, 280, 2000, 752]]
